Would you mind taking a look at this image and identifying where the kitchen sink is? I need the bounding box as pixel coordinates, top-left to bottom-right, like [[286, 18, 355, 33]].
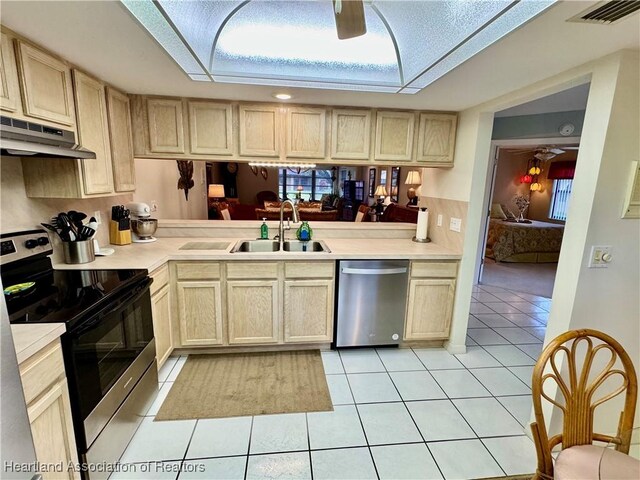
[[282, 240, 330, 253], [231, 240, 280, 253], [179, 242, 231, 250], [230, 239, 330, 253]]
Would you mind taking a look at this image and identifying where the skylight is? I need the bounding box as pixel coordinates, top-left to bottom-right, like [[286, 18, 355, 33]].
[[121, 0, 555, 94]]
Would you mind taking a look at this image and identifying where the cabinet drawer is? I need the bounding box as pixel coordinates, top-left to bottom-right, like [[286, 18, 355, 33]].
[[411, 261, 458, 278], [175, 262, 221, 280], [285, 262, 334, 279], [227, 262, 279, 279], [150, 264, 169, 295], [19, 340, 65, 405]]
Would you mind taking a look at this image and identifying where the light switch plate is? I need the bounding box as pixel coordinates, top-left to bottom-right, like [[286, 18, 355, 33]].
[[437, 214, 443, 227], [588, 245, 613, 268], [450, 217, 462, 232], [93, 211, 102, 225]]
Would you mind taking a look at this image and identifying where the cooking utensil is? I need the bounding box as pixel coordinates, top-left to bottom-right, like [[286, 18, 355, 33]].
[[78, 226, 96, 241]]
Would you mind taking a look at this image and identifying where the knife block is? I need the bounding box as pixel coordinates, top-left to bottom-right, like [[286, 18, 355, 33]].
[[109, 221, 131, 245]]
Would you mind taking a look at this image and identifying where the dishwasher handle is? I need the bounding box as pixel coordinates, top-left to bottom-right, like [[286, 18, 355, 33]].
[[341, 267, 408, 275]]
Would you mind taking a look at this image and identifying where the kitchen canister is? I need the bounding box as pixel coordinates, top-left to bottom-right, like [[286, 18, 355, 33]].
[[62, 240, 96, 264]]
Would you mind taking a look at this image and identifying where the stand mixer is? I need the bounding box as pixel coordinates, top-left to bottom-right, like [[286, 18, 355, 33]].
[[127, 202, 158, 243]]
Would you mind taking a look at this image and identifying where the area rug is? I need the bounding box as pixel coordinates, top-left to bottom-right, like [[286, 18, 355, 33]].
[[154, 350, 333, 421]]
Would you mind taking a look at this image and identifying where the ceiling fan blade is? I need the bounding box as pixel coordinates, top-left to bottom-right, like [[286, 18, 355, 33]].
[[549, 148, 565, 154], [333, 0, 366, 40]]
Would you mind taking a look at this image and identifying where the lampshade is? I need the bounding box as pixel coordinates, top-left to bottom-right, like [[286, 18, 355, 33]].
[[405, 170, 421, 185], [208, 184, 225, 198], [296, 185, 304, 192], [374, 185, 388, 197]]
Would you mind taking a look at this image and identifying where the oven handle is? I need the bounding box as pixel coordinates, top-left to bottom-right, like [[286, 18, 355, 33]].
[[67, 277, 152, 336]]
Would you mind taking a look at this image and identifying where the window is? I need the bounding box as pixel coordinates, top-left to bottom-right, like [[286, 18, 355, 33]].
[[279, 169, 333, 201], [549, 179, 573, 221]]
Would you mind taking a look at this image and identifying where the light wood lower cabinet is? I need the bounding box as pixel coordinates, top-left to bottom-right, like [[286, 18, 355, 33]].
[[227, 280, 279, 344], [176, 280, 223, 346], [284, 279, 334, 343], [404, 278, 456, 340], [18, 339, 79, 480], [27, 379, 79, 480], [151, 283, 172, 368]]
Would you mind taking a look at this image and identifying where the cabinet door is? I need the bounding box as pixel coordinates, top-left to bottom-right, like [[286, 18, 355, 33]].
[[151, 284, 172, 368], [227, 280, 279, 344], [374, 111, 415, 161], [73, 70, 114, 195], [286, 107, 326, 158], [147, 98, 185, 153], [177, 280, 223, 346], [106, 87, 136, 192], [284, 279, 334, 343], [188, 101, 233, 155], [28, 379, 79, 480], [416, 113, 457, 165], [239, 104, 280, 157], [331, 109, 371, 159], [404, 279, 455, 340], [0, 32, 21, 113], [16, 40, 75, 126]]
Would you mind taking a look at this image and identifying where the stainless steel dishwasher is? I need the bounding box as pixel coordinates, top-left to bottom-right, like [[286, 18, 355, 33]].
[[336, 260, 409, 347]]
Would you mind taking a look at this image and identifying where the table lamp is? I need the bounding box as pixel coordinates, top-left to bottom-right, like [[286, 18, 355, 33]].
[[374, 185, 388, 214], [405, 170, 422, 205], [208, 184, 225, 200]]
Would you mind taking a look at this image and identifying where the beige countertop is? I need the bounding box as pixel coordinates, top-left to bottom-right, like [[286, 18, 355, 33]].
[[53, 237, 461, 272], [12, 323, 66, 364]]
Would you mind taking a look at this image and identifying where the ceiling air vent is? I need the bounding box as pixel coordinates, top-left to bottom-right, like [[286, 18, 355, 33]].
[[568, 0, 640, 24]]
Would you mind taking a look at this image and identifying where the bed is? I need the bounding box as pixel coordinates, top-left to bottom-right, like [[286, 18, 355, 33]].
[[486, 219, 565, 263]]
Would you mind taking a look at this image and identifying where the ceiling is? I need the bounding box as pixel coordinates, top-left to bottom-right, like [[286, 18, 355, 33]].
[[1, 1, 638, 111], [120, 0, 553, 94], [495, 83, 591, 117]]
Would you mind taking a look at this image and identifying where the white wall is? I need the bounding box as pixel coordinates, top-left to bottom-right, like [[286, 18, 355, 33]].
[[133, 159, 207, 219]]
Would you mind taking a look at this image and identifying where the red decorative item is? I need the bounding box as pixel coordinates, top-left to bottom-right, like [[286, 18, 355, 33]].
[[520, 174, 533, 184]]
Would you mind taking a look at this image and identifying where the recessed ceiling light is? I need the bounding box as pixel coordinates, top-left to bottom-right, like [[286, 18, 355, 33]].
[[272, 93, 292, 100]]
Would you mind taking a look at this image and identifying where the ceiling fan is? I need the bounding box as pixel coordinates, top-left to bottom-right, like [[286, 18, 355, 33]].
[[333, 0, 367, 39], [510, 145, 579, 161]]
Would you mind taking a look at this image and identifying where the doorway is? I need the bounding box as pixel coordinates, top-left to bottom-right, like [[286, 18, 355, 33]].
[[478, 141, 579, 298]]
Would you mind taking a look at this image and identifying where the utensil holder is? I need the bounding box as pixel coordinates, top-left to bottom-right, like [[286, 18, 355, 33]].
[[109, 220, 131, 245], [62, 240, 95, 264]]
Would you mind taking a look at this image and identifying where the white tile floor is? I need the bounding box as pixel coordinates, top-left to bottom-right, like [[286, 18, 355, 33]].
[[114, 284, 546, 479]]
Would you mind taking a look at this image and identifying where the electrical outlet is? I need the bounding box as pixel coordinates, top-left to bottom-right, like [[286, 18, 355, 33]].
[[93, 211, 102, 224], [450, 217, 462, 232], [437, 214, 443, 227], [150, 201, 158, 212], [588, 245, 613, 268]]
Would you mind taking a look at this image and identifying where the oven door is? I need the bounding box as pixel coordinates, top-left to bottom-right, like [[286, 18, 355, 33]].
[[63, 277, 155, 450]]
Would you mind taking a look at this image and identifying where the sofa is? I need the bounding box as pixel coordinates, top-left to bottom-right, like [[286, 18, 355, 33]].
[[255, 201, 339, 221]]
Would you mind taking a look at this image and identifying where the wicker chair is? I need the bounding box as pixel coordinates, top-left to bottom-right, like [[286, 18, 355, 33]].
[[531, 329, 637, 480]]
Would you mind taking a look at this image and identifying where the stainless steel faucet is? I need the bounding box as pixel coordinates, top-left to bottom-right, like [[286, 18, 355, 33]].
[[277, 199, 300, 249]]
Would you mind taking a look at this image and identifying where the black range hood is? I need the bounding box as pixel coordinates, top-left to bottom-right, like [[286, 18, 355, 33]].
[[0, 115, 96, 159]]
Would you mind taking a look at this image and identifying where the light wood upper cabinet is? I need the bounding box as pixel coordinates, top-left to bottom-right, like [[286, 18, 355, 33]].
[[374, 111, 415, 161], [239, 104, 280, 157], [331, 109, 371, 160], [284, 279, 334, 343], [404, 278, 455, 340], [227, 280, 279, 344], [0, 32, 21, 113], [73, 70, 114, 195], [416, 113, 457, 165], [286, 106, 326, 158], [147, 98, 185, 154], [106, 87, 136, 192], [177, 280, 223, 346], [16, 40, 75, 127], [28, 379, 79, 480], [188, 101, 233, 155]]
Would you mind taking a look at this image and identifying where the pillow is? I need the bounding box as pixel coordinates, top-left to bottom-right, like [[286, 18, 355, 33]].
[[490, 203, 507, 219], [263, 200, 281, 210], [298, 201, 322, 212], [354, 211, 365, 222], [220, 208, 231, 220], [500, 203, 517, 220]]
